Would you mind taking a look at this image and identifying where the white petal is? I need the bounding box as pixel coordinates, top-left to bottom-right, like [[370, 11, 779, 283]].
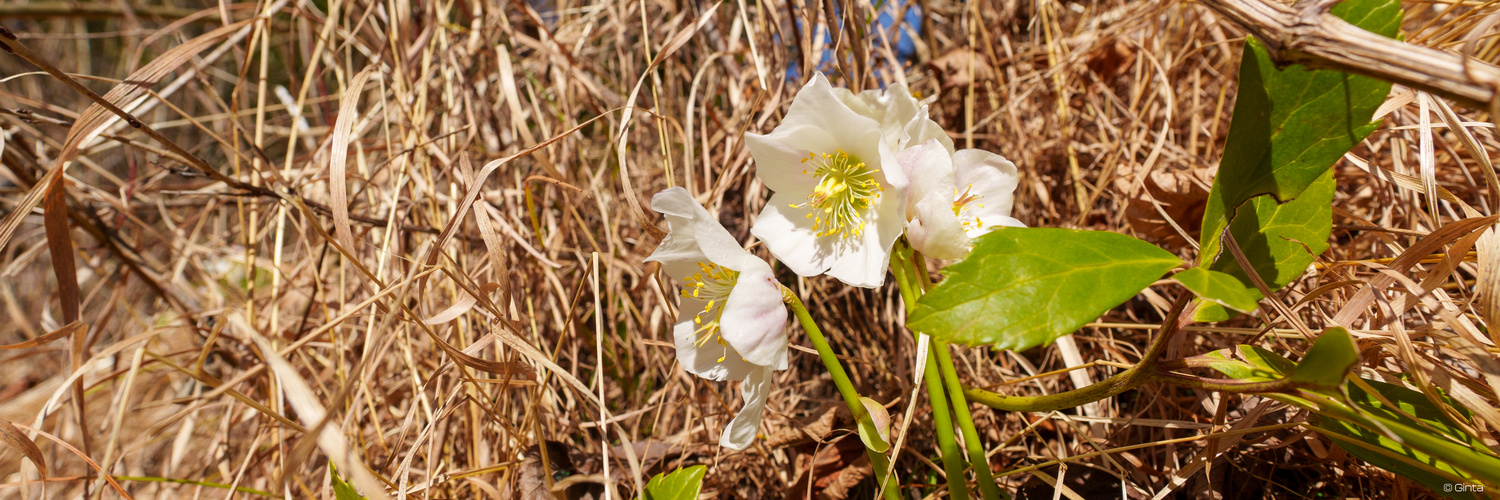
[[745, 126, 825, 196], [718, 268, 789, 367], [648, 187, 768, 274], [719, 366, 774, 450], [953, 149, 1019, 220], [897, 140, 957, 217], [774, 74, 883, 176], [672, 299, 757, 382], [825, 194, 902, 287], [750, 192, 837, 277], [900, 106, 954, 153], [909, 191, 970, 260]]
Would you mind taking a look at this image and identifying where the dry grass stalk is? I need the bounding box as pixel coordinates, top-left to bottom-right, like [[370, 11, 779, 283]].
[[0, 0, 1496, 498]]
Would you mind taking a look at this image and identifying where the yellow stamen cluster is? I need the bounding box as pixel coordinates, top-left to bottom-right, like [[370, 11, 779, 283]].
[[789, 150, 883, 239], [952, 184, 986, 230], [681, 262, 739, 362]]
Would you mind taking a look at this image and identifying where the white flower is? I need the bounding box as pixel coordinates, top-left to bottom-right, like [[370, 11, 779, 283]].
[[899, 139, 1024, 260], [645, 187, 789, 450], [747, 73, 943, 287]]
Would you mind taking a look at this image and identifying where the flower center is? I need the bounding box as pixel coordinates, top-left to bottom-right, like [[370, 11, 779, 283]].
[[792, 150, 883, 240], [681, 262, 739, 361], [952, 184, 986, 230]]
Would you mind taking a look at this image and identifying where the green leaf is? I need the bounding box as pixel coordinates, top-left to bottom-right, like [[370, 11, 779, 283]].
[[1202, 345, 1295, 382], [909, 228, 1181, 350], [1194, 169, 1336, 322], [329, 463, 367, 500], [1318, 380, 1493, 498], [1288, 327, 1358, 390], [642, 465, 708, 500], [1194, 0, 1399, 321], [857, 397, 892, 453], [1198, 0, 1398, 260], [1173, 267, 1261, 312]]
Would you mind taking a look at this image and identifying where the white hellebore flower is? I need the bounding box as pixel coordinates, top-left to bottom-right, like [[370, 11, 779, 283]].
[[898, 138, 1024, 260], [645, 187, 789, 450], [747, 74, 950, 288]]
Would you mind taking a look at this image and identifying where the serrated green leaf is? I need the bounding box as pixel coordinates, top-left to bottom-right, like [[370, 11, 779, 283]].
[[329, 463, 367, 500], [642, 465, 707, 500], [1289, 327, 1358, 390], [909, 228, 1181, 350], [1173, 267, 1261, 312], [1194, 169, 1336, 322]]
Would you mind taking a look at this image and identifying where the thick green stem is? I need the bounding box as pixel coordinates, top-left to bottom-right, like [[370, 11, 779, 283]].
[[923, 346, 971, 499], [890, 247, 970, 500], [784, 290, 902, 500], [933, 344, 1001, 500], [907, 251, 1002, 500]]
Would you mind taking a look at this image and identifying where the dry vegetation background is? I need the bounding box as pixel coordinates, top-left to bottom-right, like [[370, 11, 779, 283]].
[[1, 0, 1498, 498]]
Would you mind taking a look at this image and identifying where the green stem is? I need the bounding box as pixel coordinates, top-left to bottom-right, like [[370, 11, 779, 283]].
[[890, 247, 971, 500], [962, 294, 1192, 412], [933, 343, 1001, 500], [900, 249, 998, 500], [784, 290, 903, 500]]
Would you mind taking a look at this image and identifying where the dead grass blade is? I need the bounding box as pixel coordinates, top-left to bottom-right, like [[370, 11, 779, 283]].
[[0, 418, 45, 481], [233, 313, 393, 500], [0, 19, 253, 255], [1331, 215, 1499, 327], [0, 320, 83, 350], [329, 67, 378, 251]]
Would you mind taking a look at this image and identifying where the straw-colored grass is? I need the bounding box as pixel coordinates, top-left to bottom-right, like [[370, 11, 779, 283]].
[[1, 0, 1497, 498]]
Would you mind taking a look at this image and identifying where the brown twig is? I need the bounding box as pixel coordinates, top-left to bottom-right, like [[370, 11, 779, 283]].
[[1196, 0, 1500, 109]]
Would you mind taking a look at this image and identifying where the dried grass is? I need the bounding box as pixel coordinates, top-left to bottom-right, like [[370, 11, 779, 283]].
[[0, 0, 1498, 498]]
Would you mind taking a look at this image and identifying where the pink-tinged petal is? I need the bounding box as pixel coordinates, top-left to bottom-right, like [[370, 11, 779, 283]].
[[909, 192, 970, 260], [719, 268, 788, 367], [649, 187, 767, 273], [750, 192, 837, 277], [719, 366, 774, 450], [897, 140, 956, 216], [672, 298, 757, 382], [900, 106, 954, 153]]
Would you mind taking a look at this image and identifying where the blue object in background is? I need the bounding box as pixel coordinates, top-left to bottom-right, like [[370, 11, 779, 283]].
[[784, 0, 923, 85]]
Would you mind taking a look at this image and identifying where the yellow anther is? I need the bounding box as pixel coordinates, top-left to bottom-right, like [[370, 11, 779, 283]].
[[790, 149, 882, 240]]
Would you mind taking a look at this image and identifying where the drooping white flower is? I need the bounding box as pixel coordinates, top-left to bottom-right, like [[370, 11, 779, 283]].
[[645, 187, 789, 450], [899, 139, 1024, 260], [747, 73, 944, 287]]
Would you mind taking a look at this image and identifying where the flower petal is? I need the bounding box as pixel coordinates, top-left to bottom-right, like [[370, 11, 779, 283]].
[[900, 106, 954, 153], [745, 126, 826, 196], [898, 139, 957, 216], [719, 365, 774, 450], [648, 187, 768, 274], [825, 194, 902, 287], [909, 192, 970, 260], [672, 298, 757, 382], [750, 192, 837, 277], [952, 149, 1022, 237], [953, 149, 1019, 219], [772, 74, 883, 176], [719, 268, 789, 367]]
